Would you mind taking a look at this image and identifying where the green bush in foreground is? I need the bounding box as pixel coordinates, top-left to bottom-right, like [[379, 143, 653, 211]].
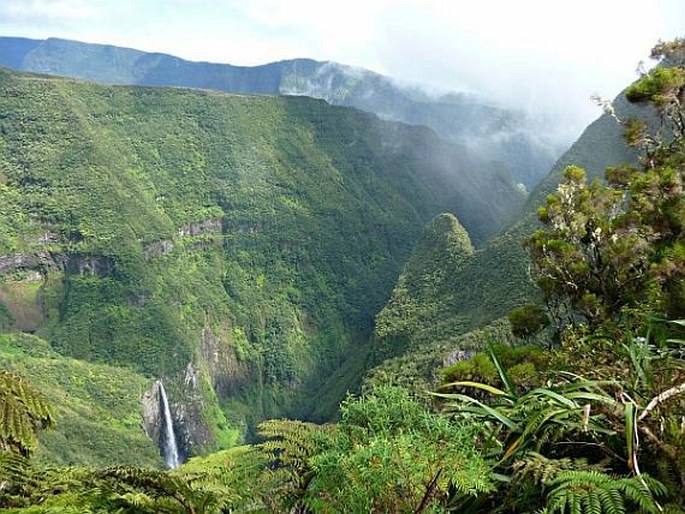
[[257, 386, 494, 513]]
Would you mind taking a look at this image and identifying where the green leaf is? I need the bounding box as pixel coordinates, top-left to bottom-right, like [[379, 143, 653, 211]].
[[563, 392, 617, 406], [527, 388, 578, 409], [624, 401, 636, 471], [487, 342, 516, 397], [438, 381, 510, 397], [434, 392, 516, 429]]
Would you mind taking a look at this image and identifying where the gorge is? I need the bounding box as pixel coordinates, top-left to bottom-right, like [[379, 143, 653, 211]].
[[0, 32, 682, 514], [0, 63, 526, 462]]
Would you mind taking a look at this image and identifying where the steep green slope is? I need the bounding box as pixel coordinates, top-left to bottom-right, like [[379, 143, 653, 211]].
[[0, 333, 161, 467], [0, 36, 560, 187], [443, 93, 645, 323], [0, 66, 523, 459], [373, 213, 475, 360], [370, 91, 648, 381]]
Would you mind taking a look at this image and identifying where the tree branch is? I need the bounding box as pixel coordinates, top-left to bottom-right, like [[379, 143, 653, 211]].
[[638, 382, 685, 421], [414, 468, 442, 514]]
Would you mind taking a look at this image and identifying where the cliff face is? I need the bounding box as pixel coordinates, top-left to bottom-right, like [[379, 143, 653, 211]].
[[142, 368, 221, 465]]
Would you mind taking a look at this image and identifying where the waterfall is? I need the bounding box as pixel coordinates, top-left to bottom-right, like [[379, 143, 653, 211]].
[[157, 380, 181, 469]]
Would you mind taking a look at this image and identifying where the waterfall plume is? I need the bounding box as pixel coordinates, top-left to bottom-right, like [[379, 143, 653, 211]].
[[157, 380, 181, 469]]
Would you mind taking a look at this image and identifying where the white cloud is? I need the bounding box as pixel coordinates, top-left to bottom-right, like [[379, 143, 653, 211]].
[[0, 0, 102, 22], [364, 0, 682, 139]]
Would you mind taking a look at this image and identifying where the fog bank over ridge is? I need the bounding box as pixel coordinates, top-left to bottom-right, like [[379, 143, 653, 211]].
[[2, 0, 682, 152], [0, 36, 562, 187]]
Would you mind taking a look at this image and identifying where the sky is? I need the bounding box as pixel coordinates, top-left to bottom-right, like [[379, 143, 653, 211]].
[[0, 0, 683, 142]]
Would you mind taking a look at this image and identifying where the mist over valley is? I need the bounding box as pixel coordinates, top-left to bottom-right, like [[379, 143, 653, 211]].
[[0, 3, 683, 511]]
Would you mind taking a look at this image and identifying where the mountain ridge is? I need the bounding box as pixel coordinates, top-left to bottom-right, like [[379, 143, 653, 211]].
[[0, 35, 563, 188]]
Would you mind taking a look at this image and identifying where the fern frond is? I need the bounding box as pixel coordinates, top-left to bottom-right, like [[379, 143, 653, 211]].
[[86, 466, 220, 513], [0, 370, 53, 456], [516, 452, 602, 485], [544, 471, 665, 514], [256, 418, 334, 511], [258, 418, 329, 468], [0, 451, 31, 485]]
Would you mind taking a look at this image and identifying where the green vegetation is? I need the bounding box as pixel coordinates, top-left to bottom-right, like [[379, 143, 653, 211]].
[[0, 368, 52, 457], [0, 333, 161, 467], [364, 317, 516, 395], [362, 51, 647, 387], [0, 38, 683, 514], [258, 386, 493, 513], [436, 318, 684, 513], [1, 387, 493, 513], [374, 212, 476, 360], [363, 40, 684, 512], [0, 64, 524, 459], [507, 303, 550, 340], [429, 41, 685, 512], [527, 40, 684, 330], [440, 342, 549, 392], [0, 36, 560, 187]]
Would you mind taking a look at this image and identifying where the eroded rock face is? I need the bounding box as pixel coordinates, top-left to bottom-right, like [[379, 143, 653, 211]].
[[177, 218, 222, 237], [141, 381, 162, 451], [442, 348, 478, 368], [36, 232, 59, 244], [65, 254, 114, 276], [152, 324, 253, 457], [174, 363, 212, 454], [0, 251, 65, 275], [141, 377, 194, 465], [141, 217, 222, 260], [0, 251, 113, 277], [200, 324, 250, 398], [142, 239, 174, 260]]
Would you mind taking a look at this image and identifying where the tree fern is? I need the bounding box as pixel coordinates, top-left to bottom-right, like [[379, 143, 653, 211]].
[[258, 418, 328, 470], [177, 447, 268, 512], [0, 370, 53, 456], [257, 419, 332, 512], [0, 451, 33, 507], [82, 466, 226, 514], [542, 471, 666, 514]]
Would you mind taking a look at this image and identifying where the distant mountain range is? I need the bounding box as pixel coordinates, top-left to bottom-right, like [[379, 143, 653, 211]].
[[0, 36, 563, 188]]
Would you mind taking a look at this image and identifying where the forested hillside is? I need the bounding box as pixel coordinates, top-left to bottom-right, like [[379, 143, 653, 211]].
[[368, 88, 646, 385], [0, 33, 682, 514], [0, 65, 524, 463], [0, 36, 562, 188]]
